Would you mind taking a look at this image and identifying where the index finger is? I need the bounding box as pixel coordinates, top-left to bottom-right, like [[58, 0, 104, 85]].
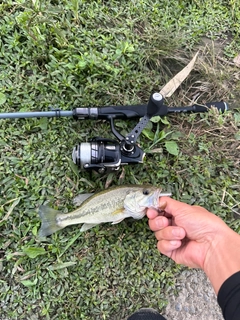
[[147, 207, 159, 219]]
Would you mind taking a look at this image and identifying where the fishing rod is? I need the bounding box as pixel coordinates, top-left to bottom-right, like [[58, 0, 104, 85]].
[[0, 93, 228, 173]]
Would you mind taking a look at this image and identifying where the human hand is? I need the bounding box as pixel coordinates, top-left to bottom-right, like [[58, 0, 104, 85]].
[[147, 197, 229, 270]]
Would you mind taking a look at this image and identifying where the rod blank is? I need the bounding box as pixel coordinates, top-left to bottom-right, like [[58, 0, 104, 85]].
[[0, 110, 73, 119]]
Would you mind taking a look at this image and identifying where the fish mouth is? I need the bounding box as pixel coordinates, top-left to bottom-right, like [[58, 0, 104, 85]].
[[150, 189, 172, 209], [150, 190, 162, 209]]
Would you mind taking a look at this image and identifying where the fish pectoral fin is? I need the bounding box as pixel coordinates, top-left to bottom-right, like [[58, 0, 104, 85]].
[[109, 207, 130, 225], [111, 218, 125, 225], [80, 223, 99, 232], [112, 208, 125, 215], [111, 208, 129, 224]]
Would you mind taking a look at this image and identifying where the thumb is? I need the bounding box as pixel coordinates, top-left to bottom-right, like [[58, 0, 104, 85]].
[[158, 197, 192, 217]]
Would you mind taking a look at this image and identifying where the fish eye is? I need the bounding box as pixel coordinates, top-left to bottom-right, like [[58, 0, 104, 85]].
[[142, 189, 149, 195]]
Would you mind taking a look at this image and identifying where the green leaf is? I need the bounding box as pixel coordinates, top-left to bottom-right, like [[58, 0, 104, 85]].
[[126, 44, 134, 53], [47, 262, 77, 271], [77, 60, 87, 69], [67, 157, 79, 177], [0, 93, 6, 105], [0, 198, 21, 223], [142, 129, 154, 141], [23, 247, 46, 259], [32, 225, 38, 236], [148, 130, 173, 149], [66, 63, 75, 69], [150, 116, 170, 124], [234, 131, 240, 140], [234, 113, 240, 125], [38, 118, 48, 130], [21, 278, 38, 287], [150, 116, 161, 123], [58, 230, 83, 258], [170, 131, 183, 140], [105, 172, 114, 189], [159, 117, 170, 125], [165, 141, 179, 156]]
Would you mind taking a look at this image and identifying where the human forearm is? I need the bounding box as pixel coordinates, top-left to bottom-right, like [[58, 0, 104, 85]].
[[203, 227, 240, 294]]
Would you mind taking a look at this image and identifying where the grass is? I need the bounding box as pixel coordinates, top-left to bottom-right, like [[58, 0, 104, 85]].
[[0, 0, 240, 319]]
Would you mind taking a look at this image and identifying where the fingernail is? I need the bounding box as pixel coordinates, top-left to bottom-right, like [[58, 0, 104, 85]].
[[158, 200, 167, 210]]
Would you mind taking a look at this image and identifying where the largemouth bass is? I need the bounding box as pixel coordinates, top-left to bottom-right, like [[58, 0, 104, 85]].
[[38, 185, 171, 237]]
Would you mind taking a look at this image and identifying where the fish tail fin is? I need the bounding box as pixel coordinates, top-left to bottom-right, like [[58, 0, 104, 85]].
[[38, 205, 64, 237]]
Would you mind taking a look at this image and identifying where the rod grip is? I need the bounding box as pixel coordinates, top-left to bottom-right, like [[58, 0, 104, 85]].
[[192, 101, 228, 113]]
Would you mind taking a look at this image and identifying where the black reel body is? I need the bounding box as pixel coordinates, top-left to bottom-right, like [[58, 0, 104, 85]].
[[72, 138, 121, 173], [72, 137, 145, 174]]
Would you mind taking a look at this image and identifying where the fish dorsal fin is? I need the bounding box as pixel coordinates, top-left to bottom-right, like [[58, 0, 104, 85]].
[[73, 193, 94, 206]]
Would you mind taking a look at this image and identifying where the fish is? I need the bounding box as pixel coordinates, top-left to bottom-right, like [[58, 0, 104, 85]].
[[38, 185, 171, 237]]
